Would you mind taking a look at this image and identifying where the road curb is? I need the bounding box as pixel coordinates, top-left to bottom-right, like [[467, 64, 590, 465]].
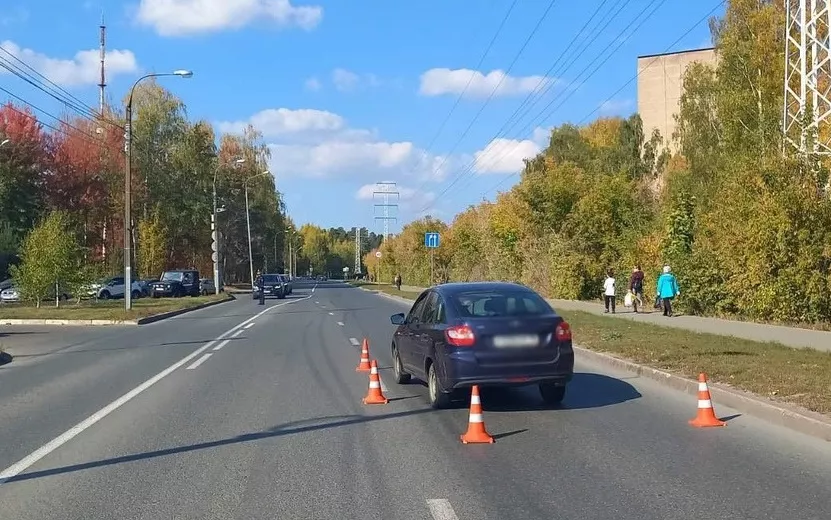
[[135, 294, 236, 325], [359, 285, 831, 442], [0, 295, 235, 326], [573, 346, 831, 442]]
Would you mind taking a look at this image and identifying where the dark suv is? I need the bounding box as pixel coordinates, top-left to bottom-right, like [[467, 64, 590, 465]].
[[253, 274, 285, 300], [150, 269, 200, 298]]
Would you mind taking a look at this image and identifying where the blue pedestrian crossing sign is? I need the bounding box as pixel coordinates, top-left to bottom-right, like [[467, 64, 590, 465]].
[[424, 232, 440, 248]]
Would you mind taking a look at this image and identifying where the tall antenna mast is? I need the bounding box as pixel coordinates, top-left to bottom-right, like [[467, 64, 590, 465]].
[[99, 12, 106, 116]]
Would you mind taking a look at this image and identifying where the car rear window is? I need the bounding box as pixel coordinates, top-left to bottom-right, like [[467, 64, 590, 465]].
[[262, 275, 280, 283], [450, 290, 552, 317]]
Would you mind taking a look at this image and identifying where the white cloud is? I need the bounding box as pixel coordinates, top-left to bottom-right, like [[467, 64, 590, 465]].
[[217, 108, 345, 137], [329, 68, 382, 92], [0, 7, 28, 26], [419, 68, 554, 99], [220, 107, 468, 190], [332, 68, 359, 91], [304, 77, 321, 91], [598, 98, 634, 115], [136, 0, 322, 37], [0, 40, 138, 87], [472, 127, 550, 174]]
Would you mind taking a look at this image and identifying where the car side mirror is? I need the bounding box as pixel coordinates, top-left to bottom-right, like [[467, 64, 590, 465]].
[[390, 313, 405, 325]]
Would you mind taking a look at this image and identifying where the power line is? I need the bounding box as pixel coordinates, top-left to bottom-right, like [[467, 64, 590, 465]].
[[0, 86, 104, 144], [423, 0, 661, 211], [414, 0, 629, 210], [0, 48, 124, 131], [477, 0, 726, 198], [459, 0, 668, 192], [0, 52, 100, 123], [415, 0, 560, 206], [408, 0, 520, 195], [477, 0, 633, 155]]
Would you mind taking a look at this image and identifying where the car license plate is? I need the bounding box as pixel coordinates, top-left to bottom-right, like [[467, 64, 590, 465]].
[[493, 334, 539, 348]]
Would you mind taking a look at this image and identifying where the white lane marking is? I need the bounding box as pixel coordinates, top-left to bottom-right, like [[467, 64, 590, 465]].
[[427, 499, 460, 520], [231, 329, 243, 338], [328, 312, 334, 316], [186, 353, 213, 370], [0, 285, 318, 486], [337, 321, 344, 326], [212, 339, 231, 351], [315, 301, 320, 304], [349, 337, 359, 346], [244, 323, 254, 329]]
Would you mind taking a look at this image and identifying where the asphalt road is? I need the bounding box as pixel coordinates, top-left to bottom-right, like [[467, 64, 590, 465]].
[[1, 281, 830, 519]]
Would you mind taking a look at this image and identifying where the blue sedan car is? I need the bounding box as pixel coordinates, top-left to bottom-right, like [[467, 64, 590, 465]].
[[389, 282, 574, 409]]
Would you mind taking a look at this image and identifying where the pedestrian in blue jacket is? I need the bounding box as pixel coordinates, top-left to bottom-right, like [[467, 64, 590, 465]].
[[656, 265, 679, 317]]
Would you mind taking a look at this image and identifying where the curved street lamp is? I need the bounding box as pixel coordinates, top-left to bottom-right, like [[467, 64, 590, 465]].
[[124, 70, 193, 310]]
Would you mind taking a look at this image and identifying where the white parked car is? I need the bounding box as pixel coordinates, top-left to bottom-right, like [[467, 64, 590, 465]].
[[95, 277, 143, 300]]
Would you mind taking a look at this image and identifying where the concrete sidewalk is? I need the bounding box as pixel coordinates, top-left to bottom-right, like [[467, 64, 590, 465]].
[[374, 283, 831, 352]]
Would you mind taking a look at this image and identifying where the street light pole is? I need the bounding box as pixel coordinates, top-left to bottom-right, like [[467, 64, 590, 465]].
[[244, 170, 269, 288], [124, 69, 192, 311], [212, 157, 244, 295]]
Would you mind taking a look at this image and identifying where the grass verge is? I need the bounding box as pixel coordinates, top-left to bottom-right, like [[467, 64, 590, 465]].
[[353, 282, 831, 416], [0, 294, 230, 321]]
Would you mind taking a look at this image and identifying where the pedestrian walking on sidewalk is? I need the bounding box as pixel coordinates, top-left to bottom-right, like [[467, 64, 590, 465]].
[[629, 265, 645, 313], [603, 269, 616, 314], [394, 273, 402, 291], [656, 265, 679, 317]]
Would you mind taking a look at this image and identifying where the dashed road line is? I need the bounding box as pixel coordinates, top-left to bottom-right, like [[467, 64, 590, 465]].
[[349, 337, 360, 346], [244, 322, 254, 329], [0, 285, 318, 487], [427, 499, 460, 520], [231, 329, 243, 338], [186, 353, 213, 370], [328, 312, 334, 315], [212, 339, 231, 351], [337, 321, 344, 326]]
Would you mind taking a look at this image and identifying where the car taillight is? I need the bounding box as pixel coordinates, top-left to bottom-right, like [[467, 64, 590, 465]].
[[445, 325, 476, 347], [555, 321, 572, 341]]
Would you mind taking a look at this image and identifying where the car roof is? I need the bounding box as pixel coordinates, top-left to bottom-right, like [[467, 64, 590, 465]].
[[432, 281, 532, 296]]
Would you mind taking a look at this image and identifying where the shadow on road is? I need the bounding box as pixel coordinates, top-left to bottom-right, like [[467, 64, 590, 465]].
[[1, 409, 439, 484], [472, 372, 642, 412]]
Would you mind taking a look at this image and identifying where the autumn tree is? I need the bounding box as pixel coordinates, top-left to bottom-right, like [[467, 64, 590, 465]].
[[11, 211, 84, 307], [137, 208, 168, 278]]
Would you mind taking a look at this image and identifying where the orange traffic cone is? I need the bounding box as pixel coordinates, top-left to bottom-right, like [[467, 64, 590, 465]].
[[362, 360, 389, 405], [689, 373, 726, 428], [356, 338, 371, 372], [460, 385, 494, 444]]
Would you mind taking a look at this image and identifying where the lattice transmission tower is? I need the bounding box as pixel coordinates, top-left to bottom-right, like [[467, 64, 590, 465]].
[[372, 182, 399, 238], [784, 0, 831, 155]]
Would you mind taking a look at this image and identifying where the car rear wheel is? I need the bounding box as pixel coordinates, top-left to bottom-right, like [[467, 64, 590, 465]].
[[99, 290, 110, 300], [392, 344, 411, 384], [131, 290, 141, 299], [427, 362, 451, 409], [539, 383, 566, 406]]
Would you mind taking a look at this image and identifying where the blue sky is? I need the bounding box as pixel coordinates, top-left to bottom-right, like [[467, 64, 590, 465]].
[[0, 0, 723, 232]]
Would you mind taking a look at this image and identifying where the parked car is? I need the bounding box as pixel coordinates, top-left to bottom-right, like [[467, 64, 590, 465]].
[[1, 284, 73, 303], [279, 274, 292, 295], [138, 279, 159, 297], [92, 277, 142, 300], [149, 269, 200, 298], [199, 278, 216, 295], [388, 282, 574, 409], [252, 273, 285, 300]]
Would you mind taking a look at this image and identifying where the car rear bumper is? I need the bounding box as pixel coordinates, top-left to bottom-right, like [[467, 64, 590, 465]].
[[443, 350, 575, 390]]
